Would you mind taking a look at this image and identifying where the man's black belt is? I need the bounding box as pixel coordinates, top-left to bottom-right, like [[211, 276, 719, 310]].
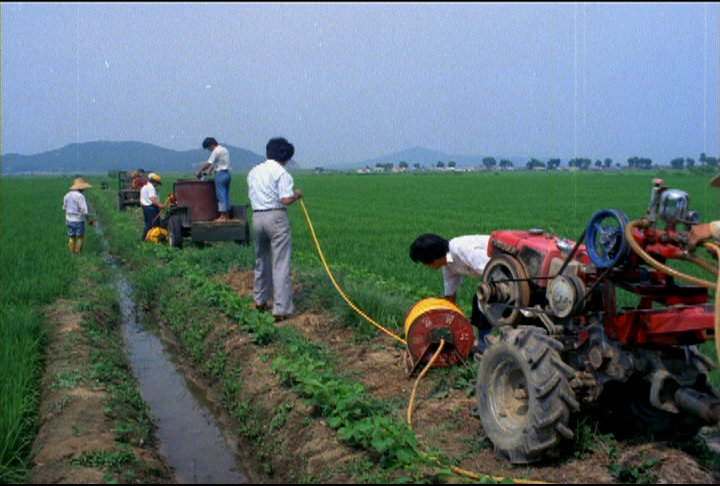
[[253, 208, 286, 213]]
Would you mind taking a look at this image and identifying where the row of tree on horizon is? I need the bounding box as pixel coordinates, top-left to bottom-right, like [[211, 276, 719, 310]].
[[367, 152, 719, 172]]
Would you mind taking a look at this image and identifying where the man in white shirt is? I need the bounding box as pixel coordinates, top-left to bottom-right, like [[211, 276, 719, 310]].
[[140, 173, 166, 241], [410, 233, 492, 354], [197, 137, 232, 221], [63, 178, 94, 253], [247, 137, 303, 322]]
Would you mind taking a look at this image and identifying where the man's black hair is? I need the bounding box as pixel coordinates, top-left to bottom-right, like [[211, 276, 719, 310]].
[[202, 137, 218, 149], [409, 234, 449, 264], [266, 137, 295, 162]]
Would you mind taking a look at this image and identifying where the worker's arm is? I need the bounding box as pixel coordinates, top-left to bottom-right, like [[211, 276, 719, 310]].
[[281, 190, 303, 206], [150, 196, 166, 209], [196, 162, 212, 179]]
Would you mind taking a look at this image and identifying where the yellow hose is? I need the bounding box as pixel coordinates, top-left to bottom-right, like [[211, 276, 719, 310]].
[[298, 200, 406, 345], [299, 200, 552, 483], [624, 220, 717, 289], [406, 339, 552, 484], [407, 339, 444, 430], [687, 252, 720, 276], [624, 220, 720, 367], [707, 242, 720, 366]]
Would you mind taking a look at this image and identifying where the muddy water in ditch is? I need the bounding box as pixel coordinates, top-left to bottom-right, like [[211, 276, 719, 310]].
[[114, 270, 249, 484]]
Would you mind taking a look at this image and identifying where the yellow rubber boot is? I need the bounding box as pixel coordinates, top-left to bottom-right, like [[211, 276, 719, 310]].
[[69, 236, 76, 254], [75, 236, 84, 253]]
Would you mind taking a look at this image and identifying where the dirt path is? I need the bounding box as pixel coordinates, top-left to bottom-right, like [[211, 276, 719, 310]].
[[29, 269, 720, 484]]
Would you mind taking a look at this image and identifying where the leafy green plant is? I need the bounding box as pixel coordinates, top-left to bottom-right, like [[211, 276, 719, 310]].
[[71, 446, 138, 468], [50, 370, 85, 389], [609, 457, 660, 483]]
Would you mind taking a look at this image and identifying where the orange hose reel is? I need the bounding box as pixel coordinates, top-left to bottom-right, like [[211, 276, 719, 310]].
[[404, 298, 473, 367]]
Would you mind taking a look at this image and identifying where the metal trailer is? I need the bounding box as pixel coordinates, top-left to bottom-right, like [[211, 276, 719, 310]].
[[165, 178, 250, 248], [117, 169, 148, 211]]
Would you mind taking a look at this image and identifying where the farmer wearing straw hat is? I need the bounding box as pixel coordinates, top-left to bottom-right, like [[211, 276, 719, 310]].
[[688, 173, 720, 252], [140, 172, 166, 241], [63, 178, 94, 254]]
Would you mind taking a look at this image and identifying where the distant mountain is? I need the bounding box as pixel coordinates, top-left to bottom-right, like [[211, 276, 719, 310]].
[[0, 141, 282, 176], [1, 141, 532, 176]]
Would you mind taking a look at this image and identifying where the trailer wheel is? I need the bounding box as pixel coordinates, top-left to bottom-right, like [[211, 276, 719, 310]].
[[474, 326, 579, 464], [167, 215, 183, 249]]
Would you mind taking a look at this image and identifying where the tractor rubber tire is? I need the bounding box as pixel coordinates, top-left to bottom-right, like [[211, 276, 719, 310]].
[[474, 325, 579, 464], [167, 215, 183, 249]]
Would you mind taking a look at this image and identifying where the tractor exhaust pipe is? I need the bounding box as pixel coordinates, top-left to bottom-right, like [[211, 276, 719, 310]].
[[674, 387, 720, 425]]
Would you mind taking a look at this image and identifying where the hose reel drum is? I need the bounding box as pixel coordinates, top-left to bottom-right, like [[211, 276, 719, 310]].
[[404, 298, 473, 372]]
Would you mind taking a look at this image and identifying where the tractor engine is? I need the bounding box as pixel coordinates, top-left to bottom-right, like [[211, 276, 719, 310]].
[[472, 179, 720, 465]]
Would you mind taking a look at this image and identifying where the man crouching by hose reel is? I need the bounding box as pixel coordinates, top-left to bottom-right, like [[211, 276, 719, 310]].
[[409, 233, 493, 355]]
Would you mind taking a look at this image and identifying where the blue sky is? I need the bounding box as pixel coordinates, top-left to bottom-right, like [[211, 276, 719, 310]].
[[2, 2, 718, 167]]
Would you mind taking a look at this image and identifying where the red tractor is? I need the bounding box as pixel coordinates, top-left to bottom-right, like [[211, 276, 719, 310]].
[[473, 179, 720, 464]]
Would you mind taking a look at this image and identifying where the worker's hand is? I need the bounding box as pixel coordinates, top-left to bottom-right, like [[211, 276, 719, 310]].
[[196, 171, 203, 180], [294, 190, 303, 199], [87, 218, 94, 226], [688, 223, 713, 252]]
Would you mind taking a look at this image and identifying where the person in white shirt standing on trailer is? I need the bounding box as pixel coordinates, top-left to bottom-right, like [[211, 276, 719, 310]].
[[197, 136, 232, 221]]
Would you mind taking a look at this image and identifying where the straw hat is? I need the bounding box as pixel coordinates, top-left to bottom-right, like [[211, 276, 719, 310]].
[[69, 178, 92, 190], [148, 173, 162, 184], [710, 173, 720, 188]]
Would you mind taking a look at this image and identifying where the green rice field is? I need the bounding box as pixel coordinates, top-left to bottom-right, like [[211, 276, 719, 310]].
[[3, 168, 720, 481]]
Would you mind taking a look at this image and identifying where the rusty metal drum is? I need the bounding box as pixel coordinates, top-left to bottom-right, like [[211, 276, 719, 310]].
[[173, 179, 218, 222]]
